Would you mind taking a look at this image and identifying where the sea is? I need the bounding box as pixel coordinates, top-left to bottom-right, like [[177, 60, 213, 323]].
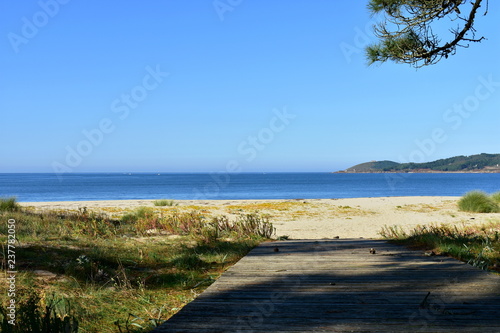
[[1, 173, 500, 203]]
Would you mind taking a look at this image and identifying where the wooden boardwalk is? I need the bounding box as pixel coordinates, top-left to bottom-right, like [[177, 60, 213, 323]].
[[153, 239, 500, 332]]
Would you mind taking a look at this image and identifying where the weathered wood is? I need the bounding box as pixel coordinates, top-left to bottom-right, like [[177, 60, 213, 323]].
[[152, 239, 500, 332]]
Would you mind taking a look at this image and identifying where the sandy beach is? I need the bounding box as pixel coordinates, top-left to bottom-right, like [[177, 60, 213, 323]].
[[20, 196, 500, 239]]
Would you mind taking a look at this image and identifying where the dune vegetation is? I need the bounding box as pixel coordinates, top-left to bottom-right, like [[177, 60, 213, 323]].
[[380, 221, 500, 272], [458, 191, 500, 213], [0, 198, 275, 332], [381, 191, 500, 272]]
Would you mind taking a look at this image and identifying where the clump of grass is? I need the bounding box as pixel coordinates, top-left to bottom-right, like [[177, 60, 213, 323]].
[[380, 222, 500, 271], [378, 225, 408, 240], [458, 191, 500, 213], [135, 206, 155, 218], [153, 199, 177, 207], [491, 191, 500, 204], [234, 213, 275, 239], [121, 206, 156, 224], [0, 197, 20, 212]]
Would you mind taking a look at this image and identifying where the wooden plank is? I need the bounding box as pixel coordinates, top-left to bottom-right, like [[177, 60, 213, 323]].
[[220, 271, 489, 279], [152, 239, 500, 332], [196, 292, 500, 303], [170, 303, 500, 317], [159, 315, 500, 332]]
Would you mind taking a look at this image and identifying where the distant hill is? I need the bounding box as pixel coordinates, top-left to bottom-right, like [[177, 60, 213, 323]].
[[339, 153, 500, 173]]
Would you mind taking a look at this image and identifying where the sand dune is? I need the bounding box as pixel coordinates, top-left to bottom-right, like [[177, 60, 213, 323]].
[[20, 196, 499, 239]]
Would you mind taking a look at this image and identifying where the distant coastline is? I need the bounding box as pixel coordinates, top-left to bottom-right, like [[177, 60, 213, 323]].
[[335, 170, 500, 174], [336, 153, 500, 174]]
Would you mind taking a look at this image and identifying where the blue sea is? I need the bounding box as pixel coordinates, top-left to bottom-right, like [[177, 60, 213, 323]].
[[1, 173, 500, 202]]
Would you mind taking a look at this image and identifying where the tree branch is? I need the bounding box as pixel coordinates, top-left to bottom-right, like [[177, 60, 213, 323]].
[[417, 0, 484, 60], [366, 0, 488, 67]]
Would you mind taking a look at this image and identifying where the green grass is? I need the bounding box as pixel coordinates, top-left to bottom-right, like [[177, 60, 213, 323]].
[[0, 205, 274, 332], [0, 197, 20, 212], [379, 222, 500, 271], [120, 206, 158, 225], [458, 191, 500, 213], [153, 199, 177, 207], [491, 191, 500, 204]]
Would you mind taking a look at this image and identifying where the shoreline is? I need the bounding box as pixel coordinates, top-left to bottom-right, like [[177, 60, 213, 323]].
[[20, 196, 500, 240], [19, 195, 460, 206]]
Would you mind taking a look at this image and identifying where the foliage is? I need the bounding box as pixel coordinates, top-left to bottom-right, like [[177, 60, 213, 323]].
[[396, 153, 500, 172], [347, 153, 500, 172], [121, 206, 155, 224], [490, 192, 500, 204], [153, 200, 177, 207], [458, 191, 499, 213], [377, 225, 408, 240], [346, 160, 399, 172], [234, 213, 276, 239], [0, 206, 273, 332], [0, 209, 128, 242], [131, 208, 275, 242], [379, 221, 500, 271], [366, 0, 488, 67], [0, 291, 79, 333], [0, 197, 20, 212]]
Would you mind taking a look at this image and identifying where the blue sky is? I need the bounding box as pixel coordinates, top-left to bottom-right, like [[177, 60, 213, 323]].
[[1, 1, 499, 173]]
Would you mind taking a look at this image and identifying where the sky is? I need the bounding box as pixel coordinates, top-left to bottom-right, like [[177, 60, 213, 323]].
[[1, 1, 499, 173]]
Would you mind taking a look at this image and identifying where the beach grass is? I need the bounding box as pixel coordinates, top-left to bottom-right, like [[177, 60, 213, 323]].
[[0, 197, 20, 212], [380, 221, 500, 271], [491, 191, 500, 204], [153, 199, 177, 207], [458, 191, 500, 213], [0, 200, 274, 332]]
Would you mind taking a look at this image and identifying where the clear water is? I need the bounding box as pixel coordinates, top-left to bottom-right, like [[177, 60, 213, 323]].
[[1, 173, 500, 202]]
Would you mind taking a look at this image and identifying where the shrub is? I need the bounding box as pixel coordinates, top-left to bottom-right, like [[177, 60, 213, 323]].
[[121, 206, 155, 224], [0, 197, 20, 212], [135, 206, 155, 218], [120, 212, 138, 224], [153, 199, 177, 207], [458, 191, 499, 213], [234, 213, 276, 239]]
